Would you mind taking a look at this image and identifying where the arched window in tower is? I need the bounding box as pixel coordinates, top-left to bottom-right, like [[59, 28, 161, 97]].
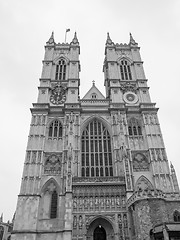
[[120, 60, 132, 80], [55, 59, 67, 80], [128, 118, 142, 136], [50, 190, 58, 219], [174, 211, 180, 222], [48, 120, 63, 139], [81, 119, 113, 177]]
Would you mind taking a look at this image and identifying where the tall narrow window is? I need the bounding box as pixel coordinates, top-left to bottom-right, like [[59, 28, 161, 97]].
[[81, 119, 113, 177], [128, 118, 142, 136], [55, 59, 66, 80], [120, 60, 132, 80], [174, 211, 180, 222], [48, 120, 62, 139], [50, 190, 58, 219]]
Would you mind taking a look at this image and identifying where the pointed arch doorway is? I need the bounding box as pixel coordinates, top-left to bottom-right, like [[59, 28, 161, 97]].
[[86, 217, 114, 240], [93, 225, 106, 240]]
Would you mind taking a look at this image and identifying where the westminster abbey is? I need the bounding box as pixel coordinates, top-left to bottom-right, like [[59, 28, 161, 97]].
[[7, 32, 180, 240]]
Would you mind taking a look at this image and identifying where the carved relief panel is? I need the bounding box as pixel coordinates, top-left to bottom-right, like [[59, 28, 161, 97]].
[[43, 153, 62, 175]]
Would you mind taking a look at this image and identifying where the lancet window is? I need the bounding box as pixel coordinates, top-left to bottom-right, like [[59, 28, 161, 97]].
[[120, 60, 132, 80], [40, 182, 58, 219], [50, 190, 58, 219], [55, 59, 66, 80], [48, 120, 63, 139], [81, 119, 113, 177], [128, 118, 142, 136], [174, 211, 180, 222]]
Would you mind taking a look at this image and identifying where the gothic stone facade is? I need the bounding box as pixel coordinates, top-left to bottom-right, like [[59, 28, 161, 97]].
[[11, 33, 180, 240]]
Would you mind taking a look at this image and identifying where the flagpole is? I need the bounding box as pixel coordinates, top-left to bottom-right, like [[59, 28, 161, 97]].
[[65, 29, 70, 43], [65, 31, 67, 43]]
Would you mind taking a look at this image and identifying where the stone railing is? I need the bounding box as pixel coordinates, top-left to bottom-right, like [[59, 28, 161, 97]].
[[80, 99, 109, 105]]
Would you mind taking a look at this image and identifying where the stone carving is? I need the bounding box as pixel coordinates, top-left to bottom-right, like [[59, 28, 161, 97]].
[[73, 216, 77, 229], [120, 82, 137, 93], [26, 151, 31, 163], [79, 215, 83, 229], [150, 148, 166, 162], [44, 154, 61, 174], [135, 175, 153, 192], [73, 194, 126, 212], [120, 144, 132, 190], [144, 113, 158, 125], [132, 152, 149, 171], [31, 151, 37, 163]]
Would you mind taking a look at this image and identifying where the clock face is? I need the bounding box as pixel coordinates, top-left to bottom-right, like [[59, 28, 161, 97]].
[[50, 84, 66, 105], [123, 91, 138, 104]]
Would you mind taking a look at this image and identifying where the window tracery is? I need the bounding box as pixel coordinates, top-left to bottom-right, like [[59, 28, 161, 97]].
[[55, 59, 66, 80], [81, 119, 113, 177], [128, 118, 142, 136], [120, 60, 132, 80], [48, 120, 62, 139]]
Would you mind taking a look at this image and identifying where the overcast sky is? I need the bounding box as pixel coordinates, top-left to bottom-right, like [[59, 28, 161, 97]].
[[0, 0, 180, 222]]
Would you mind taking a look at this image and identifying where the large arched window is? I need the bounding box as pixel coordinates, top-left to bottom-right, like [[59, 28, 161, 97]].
[[120, 60, 132, 80], [81, 119, 113, 177], [48, 120, 63, 139], [128, 118, 142, 136], [55, 59, 66, 80], [174, 210, 180, 222]]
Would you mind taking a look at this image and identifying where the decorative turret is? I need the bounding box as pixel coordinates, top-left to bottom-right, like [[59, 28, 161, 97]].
[[46, 31, 55, 45], [106, 32, 114, 46], [129, 32, 138, 46], [170, 162, 180, 192], [70, 32, 79, 45], [0, 213, 3, 223]]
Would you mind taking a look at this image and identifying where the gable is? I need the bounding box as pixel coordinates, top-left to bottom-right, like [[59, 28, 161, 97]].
[[82, 84, 105, 100]]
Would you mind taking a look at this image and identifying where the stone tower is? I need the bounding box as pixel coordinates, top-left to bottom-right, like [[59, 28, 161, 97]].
[[12, 33, 180, 240]]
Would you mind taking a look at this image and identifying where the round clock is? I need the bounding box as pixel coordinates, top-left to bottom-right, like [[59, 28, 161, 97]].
[[123, 91, 138, 104], [50, 84, 66, 105]]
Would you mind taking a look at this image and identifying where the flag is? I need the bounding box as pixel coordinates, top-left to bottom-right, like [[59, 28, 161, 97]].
[[66, 29, 70, 32]]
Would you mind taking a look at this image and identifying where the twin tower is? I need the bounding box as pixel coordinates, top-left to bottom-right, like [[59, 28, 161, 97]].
[[12, 32, 180, 240]]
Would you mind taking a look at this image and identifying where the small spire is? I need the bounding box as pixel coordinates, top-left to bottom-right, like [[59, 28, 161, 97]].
[[12, 212, 16, 223], [92, 80, 95, 86], [46, 31, 55, 44], [106, 32, 114, 45], [129, 32, 137, 45], [0, 213, 3, 223], [170, 162, 175, 172], [71, 31, 79, 45]]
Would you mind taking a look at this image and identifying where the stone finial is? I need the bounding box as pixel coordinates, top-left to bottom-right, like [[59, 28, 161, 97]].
[[46, 31, 55, 44], [170, 162, 175, 172], [0, 213, 3, 223], [106, 32, 114, 45], [129, 32, 138, 45], [92, 80, 95, 86], [12, 212, 16, 223], [71, 32, 79, 45]]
